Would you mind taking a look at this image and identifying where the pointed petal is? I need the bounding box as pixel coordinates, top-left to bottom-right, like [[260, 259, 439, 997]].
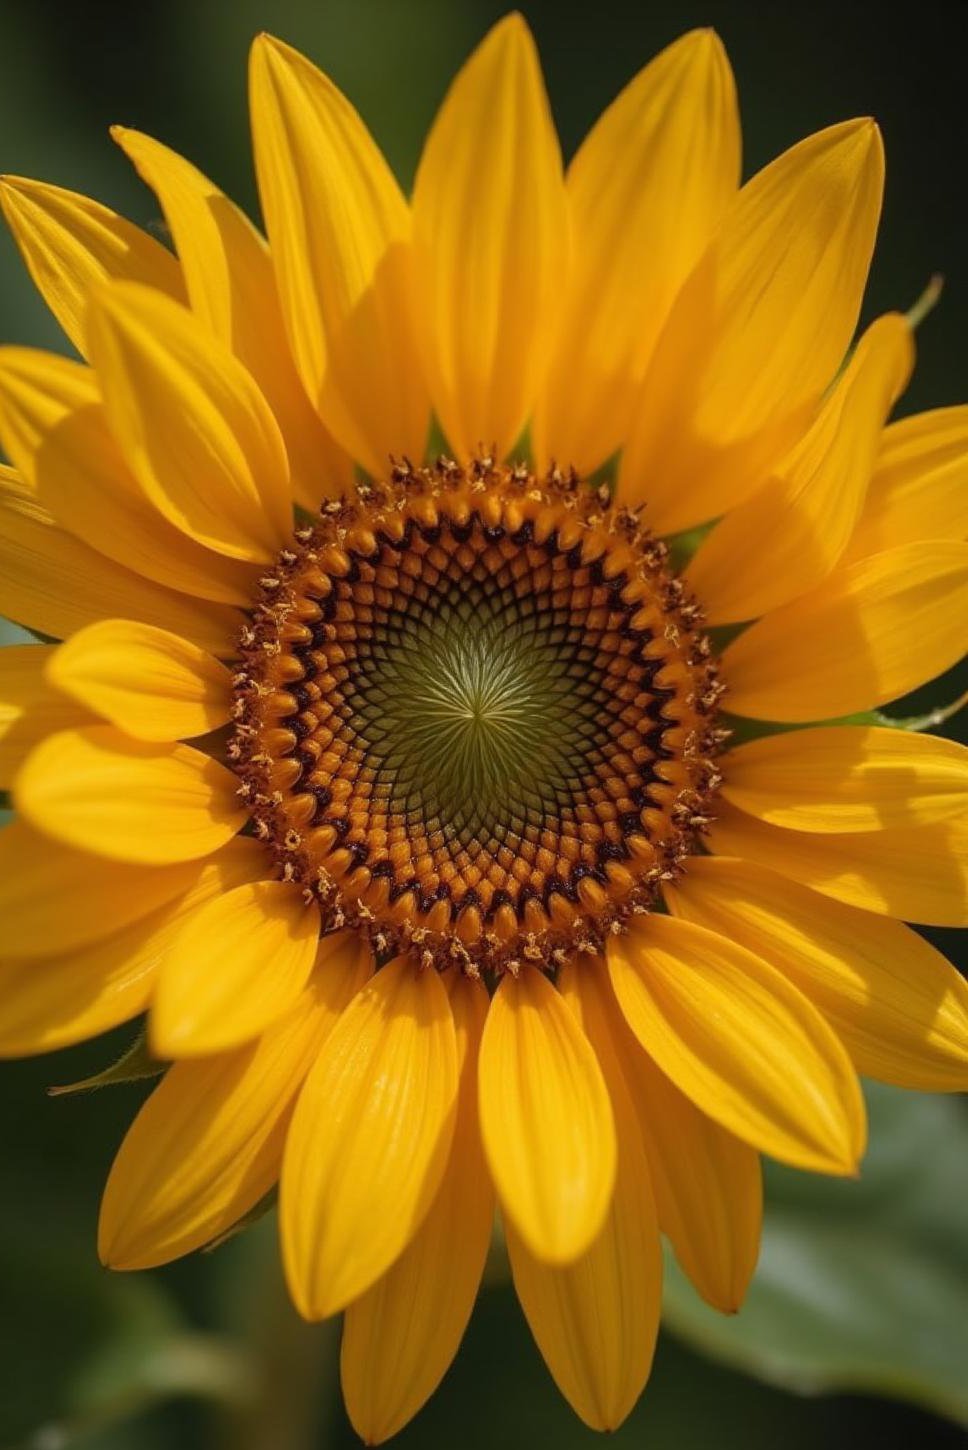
[[0, 821, 255, 959], [708, 798, 968, 927], [618, 120, 884, 532], [86, 281, 292, 562], [666, 856, 968, 1092], [507, 958, 661, 1431], [723, 541, 968, 720], [607, 912, 866, 1175], [0, 463, 241, 653], [690, 313, 913, 622], [281, 955, 458, 1318], [48, 619, 231, 742], [100, 932, 371, 1268], [249, 33, 428, 474], [412, 14, 567, 461], [847, 405, 968, 559], [0, 643, 91, 787], [0, 175, 185, 355], [340, 972, 492, 1444], [723, 726, 968, 831], [534, 29, 739, 475], [0, 345, 257, 606], [0, 838, 264, 1056], [478, 964, 616, 1266], [112, 126, 353, 510], [149, 881, 321, 1056], [14, 724, 245, 863]]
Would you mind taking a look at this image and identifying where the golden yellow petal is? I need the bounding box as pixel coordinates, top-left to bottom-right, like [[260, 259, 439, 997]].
[[666, 856, 968, 1092], [607, 912, 866, 1175], [412, 13, 567, 461], [99, 932, 371, 1268], [281, 955, 458, 1319], [0, 174, 185, 355], [0, 643, 91, 788], [618, 119, 884, 532], [690, 312, 913, 622], [340, 972, 492, 1444], [723, 541, 968, 720], [846, 404, 968, 559], [48, 619, 231, 742], [534, 29, 739, 475], [478, 963, 617, 1266], [249, 33, 428, 474], [14, 724, 245, 863]]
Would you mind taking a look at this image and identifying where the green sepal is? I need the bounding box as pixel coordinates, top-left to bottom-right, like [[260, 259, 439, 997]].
[[48, 1028, 167, 1098]]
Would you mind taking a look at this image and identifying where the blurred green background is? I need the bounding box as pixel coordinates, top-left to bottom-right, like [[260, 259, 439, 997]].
[[0, 2, 966, 1447]]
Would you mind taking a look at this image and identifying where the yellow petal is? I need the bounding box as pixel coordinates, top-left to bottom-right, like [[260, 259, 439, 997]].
[[607, 913, 865, 1175], [0, 819, 245, 959], [618, 120, 884, 533], [0, 345, 257, 607], [48, 619, 231, 742], [0, 175, 185, 355], [14, 724, 245, 863], [723, 725, 968, 832], [100, 932, 371, 1268], [0, 463, 241, 654], [0, 838, 264, 1056], [112, 126, 353, 511], [249, 34, 428, 475], [534, 29, 739, 476], [846, 405, 968, 559], [412, 14, 567, 461], [478, 964, 616, 1266], [708, 798, 968, 927], [723, 541, 968, 720], [0, 643, 91, 788], [508, 958, 660, 1431], [149, 881, 321, 1056], [666, 856, 968, 1092], [340, 972, 492, 1444], [86, 281, 292, 563], [690, 313, 913, 622], [281, 955, 458, 1318]]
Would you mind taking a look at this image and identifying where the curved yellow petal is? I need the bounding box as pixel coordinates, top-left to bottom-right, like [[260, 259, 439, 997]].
[[846, 405, 968, 559], [0, 643, 91, 788], [722, 541, 968, 720], [0, 838, 264, 1056], [607, 913, 866, 1175], [509, 958, 660, 1431], [0, 819, 246, 959], [150, 881, 321, 1057], [666, 856, 968, 1092], [0, 464, 241, 653], [412, 13, 567, 462], [478, 964, 616, 1266], [534, 29, 739, 476], [618, 119, 884, 532], [112, 126, 353, 511], [100, 932, 371, 1268], [0, 346, 257, 607], [86, 281, 292, 563], [281, 955, 458, 1319], [48, 619, 231, 742], [0, 174, 185, 355], [708, 798, 968, 927], [723, 726, 968, 832], [690, 313, 913, 622], [14, 724, 245, 864], [249, 34, 428, 475], [341, 972, 492, 1444]]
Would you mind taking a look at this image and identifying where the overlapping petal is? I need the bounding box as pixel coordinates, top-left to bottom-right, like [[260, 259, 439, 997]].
[[0, 644, 91, 787], [846, 405, 968, 558]]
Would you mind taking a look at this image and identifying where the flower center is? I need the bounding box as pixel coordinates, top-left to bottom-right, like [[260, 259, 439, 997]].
[[230, 460, 724, 973]]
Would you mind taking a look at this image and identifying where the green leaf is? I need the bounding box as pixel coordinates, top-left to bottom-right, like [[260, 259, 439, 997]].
[[662, 1081, 968, 1423]]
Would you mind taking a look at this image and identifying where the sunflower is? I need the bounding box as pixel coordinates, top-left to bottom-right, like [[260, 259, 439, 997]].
[[1, 13, 967, 1441]]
